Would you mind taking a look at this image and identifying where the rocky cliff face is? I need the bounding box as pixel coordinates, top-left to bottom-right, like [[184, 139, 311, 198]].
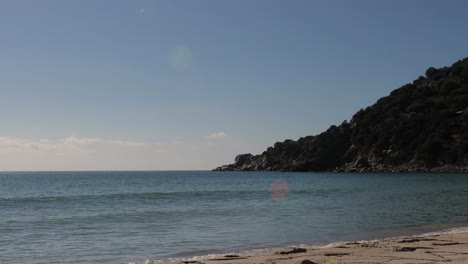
[[214, 58, 468, 172]]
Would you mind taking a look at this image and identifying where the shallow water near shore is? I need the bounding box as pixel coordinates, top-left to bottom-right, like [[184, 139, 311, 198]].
[[1, 171, 468, 264]]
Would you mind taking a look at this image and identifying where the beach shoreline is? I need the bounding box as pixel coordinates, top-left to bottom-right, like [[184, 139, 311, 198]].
[[140, 227, 468, 264]]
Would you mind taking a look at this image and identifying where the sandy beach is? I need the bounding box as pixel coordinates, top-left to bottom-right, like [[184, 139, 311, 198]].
[[155, 231, 468, 264]]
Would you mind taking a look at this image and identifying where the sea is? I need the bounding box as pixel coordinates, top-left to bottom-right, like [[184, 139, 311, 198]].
[[1, 171, 467, 264]]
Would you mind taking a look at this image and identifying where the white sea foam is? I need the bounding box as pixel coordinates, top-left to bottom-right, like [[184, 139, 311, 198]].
[[418, 226, 468, 236], [312, 226, 468, 249]]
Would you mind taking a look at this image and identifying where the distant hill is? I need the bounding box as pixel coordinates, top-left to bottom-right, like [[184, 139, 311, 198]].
[[214, 58, 468, 172]]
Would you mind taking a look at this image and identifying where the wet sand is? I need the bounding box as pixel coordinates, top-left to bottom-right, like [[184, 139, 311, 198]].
[[154, 231, 468, 264]]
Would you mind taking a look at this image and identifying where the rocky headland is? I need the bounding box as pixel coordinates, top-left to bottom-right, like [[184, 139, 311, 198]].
[[214, 58, 468, 172]]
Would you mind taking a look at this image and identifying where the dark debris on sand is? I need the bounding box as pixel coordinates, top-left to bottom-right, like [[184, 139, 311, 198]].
[[279, 248, 307, 254]]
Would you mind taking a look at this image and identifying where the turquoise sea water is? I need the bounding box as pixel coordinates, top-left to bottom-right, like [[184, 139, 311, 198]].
[[1, 171, 467, 264]]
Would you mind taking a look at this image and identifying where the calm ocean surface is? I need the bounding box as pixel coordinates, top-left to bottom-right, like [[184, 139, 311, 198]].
[[1, 171, 467, 264]]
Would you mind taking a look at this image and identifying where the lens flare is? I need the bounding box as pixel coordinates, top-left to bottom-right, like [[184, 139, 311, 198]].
[[169, 46, 192, 71], [269, 179, 289, 201]]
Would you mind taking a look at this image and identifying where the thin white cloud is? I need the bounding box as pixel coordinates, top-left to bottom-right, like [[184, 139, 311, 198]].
[[108, 140, 146, 147], [0, 136, 146, 152], [63, 136, 103, 145], [207, 132, 228, 140]]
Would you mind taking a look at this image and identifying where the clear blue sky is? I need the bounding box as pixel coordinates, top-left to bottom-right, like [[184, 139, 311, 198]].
[[0, 0, 467, 170]]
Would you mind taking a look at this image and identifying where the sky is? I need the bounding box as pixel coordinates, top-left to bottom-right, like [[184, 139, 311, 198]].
[[0, 0, 467, 171]]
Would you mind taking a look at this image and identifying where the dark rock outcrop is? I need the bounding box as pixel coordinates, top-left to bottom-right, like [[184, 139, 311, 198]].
[[214, 58, 468, 172]]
